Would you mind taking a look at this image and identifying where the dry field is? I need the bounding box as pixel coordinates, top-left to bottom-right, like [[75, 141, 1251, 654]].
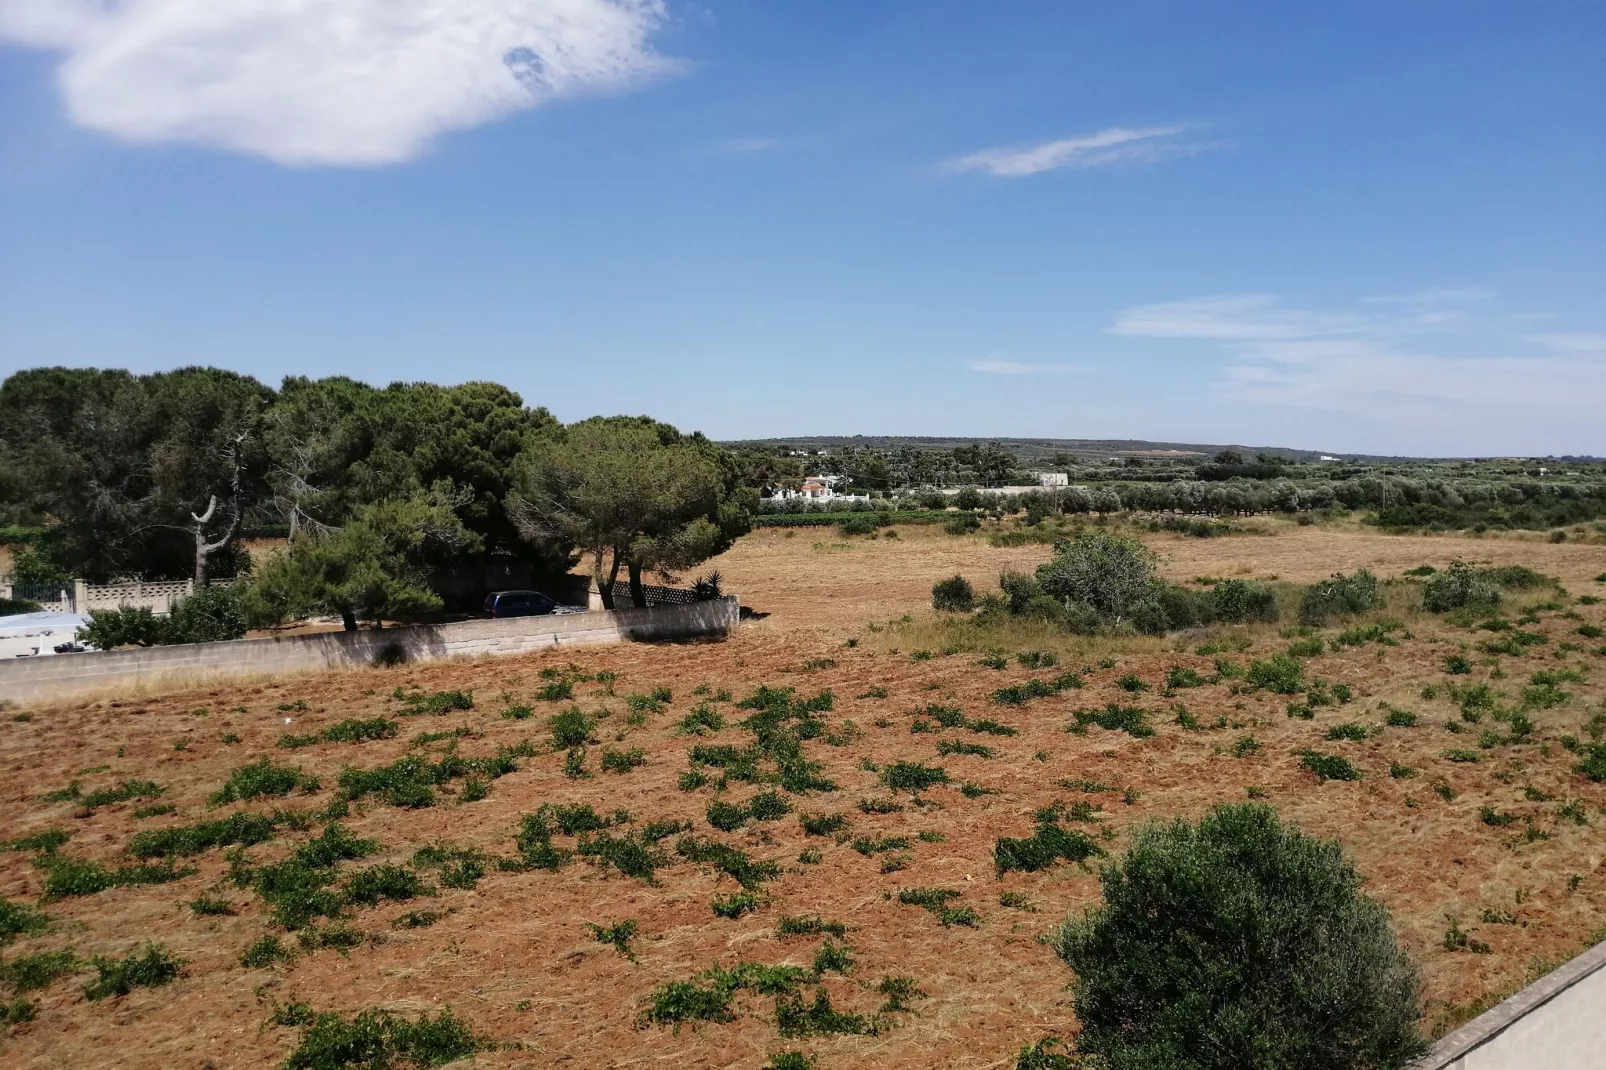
[[2, 524, 1605, 1069]]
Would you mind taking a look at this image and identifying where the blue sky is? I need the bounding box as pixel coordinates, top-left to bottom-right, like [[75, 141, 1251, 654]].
[[0, 1, 1602, 456]]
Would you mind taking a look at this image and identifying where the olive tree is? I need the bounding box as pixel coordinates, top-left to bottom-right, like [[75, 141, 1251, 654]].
[[506, 416, 755, 609], [1034, 529, 1158, 623]]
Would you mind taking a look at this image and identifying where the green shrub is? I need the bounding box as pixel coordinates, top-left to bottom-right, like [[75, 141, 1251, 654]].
[[128, 810, 279, 858], [881, 761, 949, 792], [996, 823, 1105, 874], [706, 800, 748, 832], [799, 812, 848, 836], [1324, 723, 1369, 742], [1054, 804, 1424, 1069], [932, 575, 976, 612], [280, 1006, 484, 1069], [396, 689, 473, 715], [0, 897, 49, 945], [35, 854, 193, 900], [1298, 750, 1361, 782], [895, 887, 978, 927], [212, 759, 315, 804], [1209, 579, 1280, 623], [1422, 561, 1501, 613], [944, 513, 982, 536], [76, 605, 167, 649], [1385, 708, 1418, 728], [1, 828, 71, 853], [0, 948, 79, 992], [1247, 654, 1304, 694], [1069, 704, 1154, 738], [280, 717, 398, 749], [675, 836, 781, 890], [343, 864, 433, 907], [601, 746, 646, 773], [1167, 666, 1205, 689], [83, 943, 184, 1000], [1286, 636, 1326, 658], [547, 707, 597, 749], [241, 934, 295, 968], [165, 585, 248, 644], [777, 914, 848, 938], [1299, 570, 1380, 625], [1573, 742, 1606, 782], [711, 891, 765, 918], [579, 830, 670, 883], [748, 791, 791, 821], [1034, 530, 1160, 623]]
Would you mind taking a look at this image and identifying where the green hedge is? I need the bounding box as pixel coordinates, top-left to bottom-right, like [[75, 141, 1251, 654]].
[[752, 510, 951, 528]]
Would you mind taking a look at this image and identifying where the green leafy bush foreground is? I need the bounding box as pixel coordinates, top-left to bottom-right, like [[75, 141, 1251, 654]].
[[1053, 803, 1425, 1070]]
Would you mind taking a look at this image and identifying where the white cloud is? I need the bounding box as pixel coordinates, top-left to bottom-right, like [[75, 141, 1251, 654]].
[[1108, 292, 1606, 442], [969, 358, 1081, 376], [0, 0, 675, 166], [945, 125, 1214, 177]]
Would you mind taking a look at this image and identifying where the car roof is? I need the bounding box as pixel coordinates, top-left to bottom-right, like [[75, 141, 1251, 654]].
[[489, 589, 548, 598]]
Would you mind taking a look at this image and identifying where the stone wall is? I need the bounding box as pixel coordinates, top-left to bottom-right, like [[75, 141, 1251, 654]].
[[0, 597, 739, 707]]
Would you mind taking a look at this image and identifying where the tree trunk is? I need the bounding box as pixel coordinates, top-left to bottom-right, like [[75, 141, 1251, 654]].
[[627, 561, 647, 609], [191, 433, 248, 586], [341, 609, 358, 632], [598, 550, 624, 611]]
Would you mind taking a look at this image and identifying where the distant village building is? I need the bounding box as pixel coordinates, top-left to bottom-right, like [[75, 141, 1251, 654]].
[[1035, 472, 1069, 488], [766, 475, 870, 504]]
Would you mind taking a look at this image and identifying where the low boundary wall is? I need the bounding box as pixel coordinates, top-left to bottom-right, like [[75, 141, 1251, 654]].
[[1410, 937, 1606, 1070], [0, 596, 739, 707]]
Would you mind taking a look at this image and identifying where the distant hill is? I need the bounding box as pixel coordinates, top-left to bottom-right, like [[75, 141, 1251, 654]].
[[719, 436, 1432, 464]]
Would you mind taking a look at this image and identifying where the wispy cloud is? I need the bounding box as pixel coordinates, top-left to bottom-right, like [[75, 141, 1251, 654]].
[[0, 0, 677, 166], [1360, 287, 1497, 306], [945, 125, 1215, 177], [1528, 333, 1606, 356], [970, 358, 1082, 376], [1108, 292, 1606, 441]]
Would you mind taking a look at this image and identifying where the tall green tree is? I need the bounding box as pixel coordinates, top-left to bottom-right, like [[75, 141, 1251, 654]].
[[507, 416, 755, 609], [144, 367, 272, 584], [0, 366, 269, 582], [263, 377, 557, 561], [245, 496, 479, 630]]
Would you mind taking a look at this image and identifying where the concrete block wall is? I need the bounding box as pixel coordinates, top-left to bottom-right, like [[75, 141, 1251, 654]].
[[0, 596, 739, 707], [1410, 937, 1606, 1070]]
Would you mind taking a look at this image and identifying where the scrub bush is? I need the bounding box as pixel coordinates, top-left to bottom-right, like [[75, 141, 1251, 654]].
[[1054, 804, 1424, 1069], [932, 575, 976, 612]]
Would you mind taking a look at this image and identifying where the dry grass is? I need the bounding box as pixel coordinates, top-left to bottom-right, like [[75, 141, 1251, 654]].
[[0, 524, 1603, 1067]]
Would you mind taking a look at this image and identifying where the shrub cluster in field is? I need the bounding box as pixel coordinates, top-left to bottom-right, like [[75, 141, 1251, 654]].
[[678, 686, 840, 794]]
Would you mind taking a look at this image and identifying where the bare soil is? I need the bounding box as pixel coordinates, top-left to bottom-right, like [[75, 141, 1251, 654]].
[[2, 524, 1604, 1068]]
